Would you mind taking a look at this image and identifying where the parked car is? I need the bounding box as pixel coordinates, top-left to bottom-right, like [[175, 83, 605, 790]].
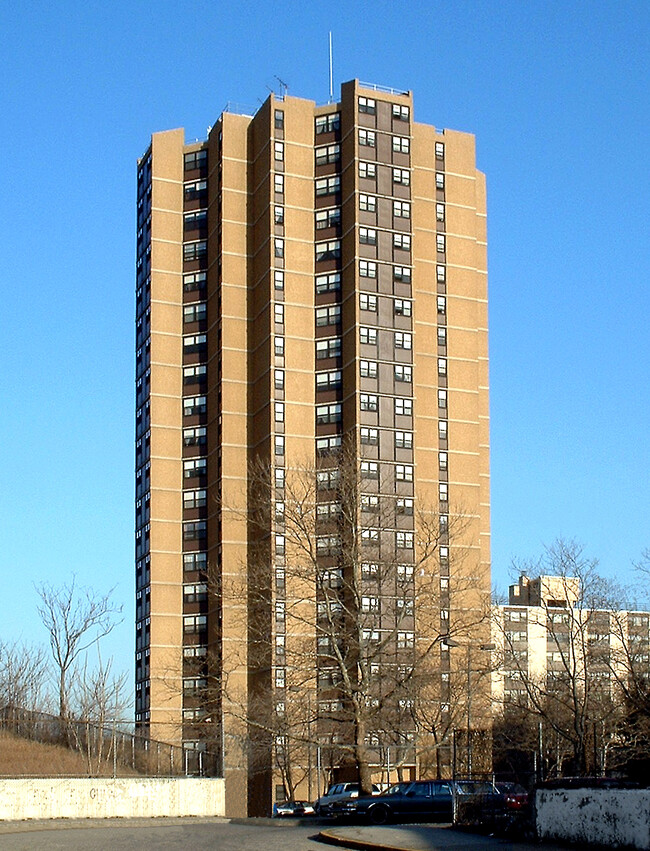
[[495, 782, 529, 811], [272, 800, 314, 817], [331, 780, 455, 824], [314, 782, 380, 816]]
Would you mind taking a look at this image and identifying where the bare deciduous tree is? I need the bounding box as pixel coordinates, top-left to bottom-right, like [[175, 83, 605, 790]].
[[35, 576, 122, 728], [220, 449, 489, 796], [0, 640, 48, 718]]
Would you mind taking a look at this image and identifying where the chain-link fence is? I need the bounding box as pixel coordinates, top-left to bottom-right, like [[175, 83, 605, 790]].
[[0, 706, 221, 778]]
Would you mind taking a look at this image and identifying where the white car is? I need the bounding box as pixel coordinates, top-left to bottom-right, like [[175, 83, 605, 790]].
[[314, 782, 379, 816]]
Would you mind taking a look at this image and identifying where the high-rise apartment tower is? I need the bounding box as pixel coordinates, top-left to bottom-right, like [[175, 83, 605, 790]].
[[135, 80, 490, 816]]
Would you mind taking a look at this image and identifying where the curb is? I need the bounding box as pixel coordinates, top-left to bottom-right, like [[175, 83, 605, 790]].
[[318, 827, 438, 851]]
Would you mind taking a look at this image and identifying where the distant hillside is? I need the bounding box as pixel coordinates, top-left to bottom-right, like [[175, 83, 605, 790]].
[[0, 729, 137, 777]]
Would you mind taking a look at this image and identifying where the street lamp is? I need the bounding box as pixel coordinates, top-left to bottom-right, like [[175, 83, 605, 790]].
[[444, 639, 495, 778]]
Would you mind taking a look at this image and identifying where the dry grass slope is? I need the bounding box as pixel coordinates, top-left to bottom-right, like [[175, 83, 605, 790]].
[[0, 730, 138, 777]]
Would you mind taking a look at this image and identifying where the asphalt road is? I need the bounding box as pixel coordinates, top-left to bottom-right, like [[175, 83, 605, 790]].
[[0, 818, 566, 851]]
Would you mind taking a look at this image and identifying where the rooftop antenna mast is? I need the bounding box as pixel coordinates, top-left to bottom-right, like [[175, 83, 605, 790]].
[[275, 76, 289, 99], [328, 31, 334, 102]]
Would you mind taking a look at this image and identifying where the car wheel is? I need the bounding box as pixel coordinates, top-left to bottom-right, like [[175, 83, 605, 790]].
[[369, 804, 389, 825]]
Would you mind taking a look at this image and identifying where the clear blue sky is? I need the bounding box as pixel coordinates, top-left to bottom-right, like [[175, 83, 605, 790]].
[[1, 1, 648, 683]]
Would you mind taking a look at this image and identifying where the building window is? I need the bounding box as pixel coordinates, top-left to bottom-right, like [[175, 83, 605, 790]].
[[183, 396, 207, 417], [317, 469, 340, 490], [183, 241, 207, 262], [274, 336, 285, 357], [359, 227, 377, 245], [438, 327, 447, 346], [395, 398, 413, 417], [438, 358, 447, 375], [315, 113, 340, 134], [361, 595, 379, 612], [393, 200, 411, 219], [394, 299, 412, 316], [183, 490, 207, 509], [360, 327, 377, 346], [274, 270, 284, 290], [183, 521, 207, 541], [316, 370, 342, 390], [359, 129, 376, 147], [436, 203, 445, 222], [274, 303, 284, 324], [437, 295, 446, 313], [316, 305, 341, 327], [316, 337, 341, 359], [275, 109, 284, 129], [275, 435, 285, 455], [361, 461, 379, 479], [435, 141, 445, 160], [436, 172, 445, 190], [436, 265, 446, 282], [315, 208, 341, 230], [397, 497, 414, 515], [360, 427, 379, 445], [393, 104, 410, 121], [395, 430, 413, 449], [360, 393, 378, 412], [315, 175, 341, 196], [274, 141, 284, 161], [183, 426, 207, 446], [439, 483, 449, 502], [316, 403, 342, 424], [183, 334, 207, 353], [316, 435, 342, 455], [394, 364, 412, 383], [359, 194, 377, 212], [274, 174, 284, 194], [183, 458, 207, 478], [184, 552, 207, 572], [359, 260, 377, 278], [274, 205, 284, 225], [437, 234, 446, 254], [394, 266, 411, 282], [359, 161, 377, 179], [184, 150, 207, 171], [394, 233, 411, 251], [396, 464, 413, 482], [183, 364, 207, 384], [439, 420, 448, 440], [392, 136, 410, 154], [393, 168, 410, 185], [184, 210, 207, 230], [275, 534, 285, 555], [184, 180, 207, 202], [316, 272, 341, 293], [438, 390, 447, 409], [274, 238, 284, 258], [397, 631, 415, 649], [275, 468, 285, 489], [183, 616, 207, 635], [360, 359, 378, 378], [359, 293, 378, 311], [394, 331, 412, 349], [358, 96, 376, 114], [396, 531, 414, 549], [316, 240, 341, 261], [274, 402, 284, 422], [315, 144, 340, 165], [183, 271, 207, 292]]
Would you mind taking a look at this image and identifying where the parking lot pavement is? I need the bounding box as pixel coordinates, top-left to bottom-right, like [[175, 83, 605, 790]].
[[319, 823, 573, 851]]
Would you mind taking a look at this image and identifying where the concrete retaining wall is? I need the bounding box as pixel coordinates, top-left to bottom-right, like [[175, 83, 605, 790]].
[[536, 788, 650, 850], [0, 777, 225, 820]]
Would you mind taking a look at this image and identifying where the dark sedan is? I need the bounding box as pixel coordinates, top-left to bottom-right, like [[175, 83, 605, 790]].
[[331, 780, 454, 825]]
